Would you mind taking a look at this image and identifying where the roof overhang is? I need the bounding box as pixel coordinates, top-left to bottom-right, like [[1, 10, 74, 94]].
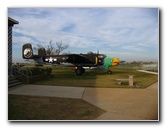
[[8, 17, 19, 26]]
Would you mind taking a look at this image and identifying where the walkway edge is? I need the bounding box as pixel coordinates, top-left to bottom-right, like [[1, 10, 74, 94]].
[[137, 70, 158, 75]]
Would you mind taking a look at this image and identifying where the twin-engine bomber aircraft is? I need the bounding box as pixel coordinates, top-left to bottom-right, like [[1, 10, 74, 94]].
[[22, 43, 120, 75]]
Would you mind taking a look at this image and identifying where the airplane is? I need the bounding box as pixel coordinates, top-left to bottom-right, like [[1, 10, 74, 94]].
[[22, 43, 120, 76]]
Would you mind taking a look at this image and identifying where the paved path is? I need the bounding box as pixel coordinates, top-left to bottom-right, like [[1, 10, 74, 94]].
[[137, 70, 158, 75], [9, 85, 85, 99], [83, 82, 158, 120], [8, 82, 158, 120]]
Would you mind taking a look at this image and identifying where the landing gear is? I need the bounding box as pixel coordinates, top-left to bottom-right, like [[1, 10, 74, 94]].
[[107, 69, 112, 75], [75, 66, 85, 76]]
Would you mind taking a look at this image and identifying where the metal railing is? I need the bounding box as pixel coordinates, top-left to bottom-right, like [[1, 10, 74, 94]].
[[12, 67, 32, 84]]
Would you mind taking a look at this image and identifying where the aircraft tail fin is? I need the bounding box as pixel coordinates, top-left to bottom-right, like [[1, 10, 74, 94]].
[[22, 43, 33, 59], [38, 48, 46, 56]]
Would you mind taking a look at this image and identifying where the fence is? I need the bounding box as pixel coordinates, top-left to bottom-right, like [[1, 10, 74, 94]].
[[117, 63, 158, 72], [11, 65, 52, 84]]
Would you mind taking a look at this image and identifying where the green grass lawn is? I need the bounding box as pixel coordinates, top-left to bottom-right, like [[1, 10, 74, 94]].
[[34, 67, 158, 88]]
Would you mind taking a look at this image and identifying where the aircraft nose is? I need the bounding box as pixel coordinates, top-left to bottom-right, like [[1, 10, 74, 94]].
[[104, 57, 119, 70], [112, 58, 120, 66]]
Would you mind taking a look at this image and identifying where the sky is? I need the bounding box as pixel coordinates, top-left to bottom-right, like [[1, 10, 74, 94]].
[[8, 8, 159, 62]]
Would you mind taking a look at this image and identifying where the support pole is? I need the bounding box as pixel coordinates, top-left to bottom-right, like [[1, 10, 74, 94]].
[[129, 75, 134, 86]]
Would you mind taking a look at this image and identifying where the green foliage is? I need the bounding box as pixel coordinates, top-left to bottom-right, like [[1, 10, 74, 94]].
[[16, 67, 53, 84], [19, 67, 52, 76]]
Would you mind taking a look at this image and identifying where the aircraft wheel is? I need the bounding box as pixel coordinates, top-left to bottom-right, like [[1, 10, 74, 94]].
[[75, 69, 82, 76], [107, 70, 112, 75], [75, 67, 85, 76], [81, 68, 85, 73]]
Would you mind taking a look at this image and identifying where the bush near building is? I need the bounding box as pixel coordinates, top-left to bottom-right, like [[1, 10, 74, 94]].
[[16, 67, 52, 84]]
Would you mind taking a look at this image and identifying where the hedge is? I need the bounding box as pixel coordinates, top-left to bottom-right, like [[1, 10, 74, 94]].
[[16, 67, 52, 84]]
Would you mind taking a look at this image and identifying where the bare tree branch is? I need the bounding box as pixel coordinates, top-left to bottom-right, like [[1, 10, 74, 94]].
[[35, 40, 69, 55], [55, 40, 69, 55]]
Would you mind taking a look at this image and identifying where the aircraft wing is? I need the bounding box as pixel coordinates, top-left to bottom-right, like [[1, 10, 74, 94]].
[[66, 54, 94, 64], [43, 54, 94, 65]]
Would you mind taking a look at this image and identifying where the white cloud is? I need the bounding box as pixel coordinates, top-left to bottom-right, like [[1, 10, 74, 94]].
[[13, 36, 37, 46], [121, 46, 143, 52], [9, 8, 159, 62]]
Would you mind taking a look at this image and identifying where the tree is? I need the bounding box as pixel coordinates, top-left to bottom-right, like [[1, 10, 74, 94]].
[[34, 40, 69, 55], [54, 41, 69, 55], [45, 40, 54, 55]]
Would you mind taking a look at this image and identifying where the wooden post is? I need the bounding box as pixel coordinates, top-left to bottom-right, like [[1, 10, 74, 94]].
[[129, 75, 134, 86]]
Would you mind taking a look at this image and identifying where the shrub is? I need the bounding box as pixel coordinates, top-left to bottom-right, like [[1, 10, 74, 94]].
[[19, 67, 52, 76], [16, 67, 52, 84]]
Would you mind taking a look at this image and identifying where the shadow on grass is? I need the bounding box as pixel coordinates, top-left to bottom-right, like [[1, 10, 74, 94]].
[[8, 94, 106, 120]]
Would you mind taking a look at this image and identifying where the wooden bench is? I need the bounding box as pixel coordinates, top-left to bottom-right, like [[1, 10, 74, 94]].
[[115, 79, 129, 85]]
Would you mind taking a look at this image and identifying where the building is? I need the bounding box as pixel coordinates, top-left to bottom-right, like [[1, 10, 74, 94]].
[[8, 17, 19, 76]]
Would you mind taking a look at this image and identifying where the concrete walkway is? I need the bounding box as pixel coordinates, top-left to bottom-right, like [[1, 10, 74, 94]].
[[137, 70, 158, 75], [83, 82, 158, 120], [8, 82, 158, 120], [9, 85, 85, 99]]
